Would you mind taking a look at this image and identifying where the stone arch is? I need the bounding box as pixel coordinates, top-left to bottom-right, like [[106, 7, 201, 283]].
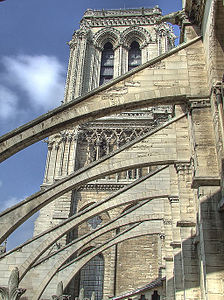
[[121, 26, 152, 49], [0, 113, 184, 246], [31, 202, 165, 299], [78, 202, 96, 212], [18, 165, 171, 279], [60, 223, 161, 292], [93, 27, 120, 50]]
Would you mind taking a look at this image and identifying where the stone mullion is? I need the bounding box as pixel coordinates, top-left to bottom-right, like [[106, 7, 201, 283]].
[[61, 137, 70, 177], [91, 48, 102, 89], [46, 141, 57, 183], [43, 142, 53, 183], [72, 132, 79, 172], [96, 140, 100, 161], [65, 136, 73, 176], [53, 143, 60, 179], [113, 46, 120, 78], [121, 46, 128, 74], [87, 44, 98, 91], [58, 137, 66, 176], [67, 136, 74, 175]]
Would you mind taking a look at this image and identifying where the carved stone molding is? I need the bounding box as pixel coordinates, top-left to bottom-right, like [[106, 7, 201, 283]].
[[176, 221, 196, 227], [170, 242, 181, 248], [79, 183, 125, 191], [174, 162, 191, 174], [163, 219, 172, 225], [168, 196, 179, 204], [189, 98, 211, 109], [163, 257, 173, 262], [92, 27, 121, 49], [159, 233, 165, 240], [81, 7, 162, 28], [120, 26, 153, 49]]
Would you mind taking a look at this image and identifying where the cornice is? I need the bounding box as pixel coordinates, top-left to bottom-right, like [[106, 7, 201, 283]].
[[80, 7, 162, 29]]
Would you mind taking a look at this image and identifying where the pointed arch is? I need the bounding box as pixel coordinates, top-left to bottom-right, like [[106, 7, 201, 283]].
[[121, 26, 152, 49], [93, 27, 120, 50]]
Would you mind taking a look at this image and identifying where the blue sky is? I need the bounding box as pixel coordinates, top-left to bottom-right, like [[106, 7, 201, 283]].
[[0, 0, 182, 250]]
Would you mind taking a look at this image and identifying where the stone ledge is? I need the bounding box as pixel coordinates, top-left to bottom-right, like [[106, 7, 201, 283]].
[[163, 257, 173, 262], [191, 176, 221, 188], [170, 242, 181, 248], [176, 221, 196, 227]]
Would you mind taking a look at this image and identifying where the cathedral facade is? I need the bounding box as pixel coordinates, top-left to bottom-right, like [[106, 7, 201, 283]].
[[0, 1, 224, 300]]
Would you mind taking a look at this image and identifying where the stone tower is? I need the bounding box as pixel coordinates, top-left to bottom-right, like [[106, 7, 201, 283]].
[[34, 6, 175, 300], [1, 1, 224, 300]]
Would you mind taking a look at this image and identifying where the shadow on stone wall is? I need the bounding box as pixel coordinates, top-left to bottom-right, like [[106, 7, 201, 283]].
[[166, 187, 224, 297]]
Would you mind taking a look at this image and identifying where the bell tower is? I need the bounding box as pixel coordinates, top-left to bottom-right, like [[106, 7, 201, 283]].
[[34, 7, 175, 300]]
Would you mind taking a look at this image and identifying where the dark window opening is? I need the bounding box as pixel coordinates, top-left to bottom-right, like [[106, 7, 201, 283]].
[[152, 290, 160, 300], [100, 42, 114, 85], [79, 254, 104, 300], [128, 41, 141, 71]]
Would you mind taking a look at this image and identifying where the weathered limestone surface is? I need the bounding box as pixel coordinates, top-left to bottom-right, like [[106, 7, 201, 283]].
[[0, 37, 206, 163], [1, 2, 224, 300], [0, 114, 186, 244]]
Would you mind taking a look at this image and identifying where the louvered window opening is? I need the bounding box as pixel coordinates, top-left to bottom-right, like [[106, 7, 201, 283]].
[[99, 42, 114, 85], [128, 41, 141, 71]]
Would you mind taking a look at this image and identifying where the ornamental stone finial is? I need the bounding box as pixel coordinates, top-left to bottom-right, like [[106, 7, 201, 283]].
[[51, 282, 71, 300], [79, 288, 85, 300], [0, 267, 26, 300], [91, 291, 96, 300]]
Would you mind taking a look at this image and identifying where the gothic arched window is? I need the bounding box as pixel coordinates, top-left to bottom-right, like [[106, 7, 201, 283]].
[[128, 41, 141, 71], [99, 42, 114, 85], [79, 254, 104, 300]]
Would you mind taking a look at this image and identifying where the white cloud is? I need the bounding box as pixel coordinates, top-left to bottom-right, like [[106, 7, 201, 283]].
[[0, 85, 18, 119], [2, 55, 65, 111]]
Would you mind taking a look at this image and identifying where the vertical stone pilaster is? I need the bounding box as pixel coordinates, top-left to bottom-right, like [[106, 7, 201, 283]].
[[43, 141, 54, 183], [175, 163, 200, 299], [197, 185, 224, 300], [63, 41, 77, 103], [168, 195, 184, 300], [74, 32, 89, 98], [114, 46, 121, 78]]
